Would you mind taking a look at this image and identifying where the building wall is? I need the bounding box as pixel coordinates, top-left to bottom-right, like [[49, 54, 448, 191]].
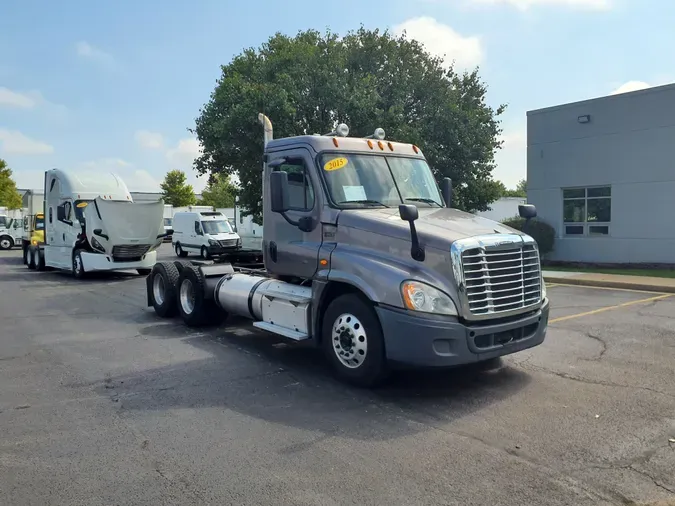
[[476, 197, 526, 223], [527, 83, 675, 264]]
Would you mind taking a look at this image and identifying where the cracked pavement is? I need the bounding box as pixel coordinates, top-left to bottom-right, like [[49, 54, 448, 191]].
[[1, 246, 674, 505]]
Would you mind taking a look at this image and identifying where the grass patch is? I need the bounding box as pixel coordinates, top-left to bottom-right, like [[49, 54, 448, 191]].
[[544, 265, 675, 279]]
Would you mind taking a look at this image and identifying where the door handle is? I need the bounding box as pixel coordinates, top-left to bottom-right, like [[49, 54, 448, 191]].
[[62, 233, 65, 241]]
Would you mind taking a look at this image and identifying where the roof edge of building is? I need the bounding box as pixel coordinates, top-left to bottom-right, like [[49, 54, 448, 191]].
[[526, 81, 675, 117]]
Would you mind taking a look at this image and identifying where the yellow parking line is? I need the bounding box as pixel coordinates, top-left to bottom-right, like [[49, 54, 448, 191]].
[[547, 282, 669, 295], [550, 293, 673, 324]]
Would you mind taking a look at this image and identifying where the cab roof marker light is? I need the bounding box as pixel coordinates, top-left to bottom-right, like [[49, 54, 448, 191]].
[[412, 145, 419, 154], [367, 140, 374, 149], [387, 142, 394, 151], [377, 141, 385, 150], [332, 137, 339, 147]]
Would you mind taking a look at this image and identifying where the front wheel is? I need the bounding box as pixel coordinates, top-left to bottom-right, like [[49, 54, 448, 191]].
[[27, 246, 37, 270], [321, 293, 389, 388], [200, 246, 211, 260], [72, 250, 86, 279], [0, 235, 13, 250]]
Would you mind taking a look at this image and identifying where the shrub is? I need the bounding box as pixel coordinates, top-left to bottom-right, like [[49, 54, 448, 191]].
[[502, 217, 555, 257]]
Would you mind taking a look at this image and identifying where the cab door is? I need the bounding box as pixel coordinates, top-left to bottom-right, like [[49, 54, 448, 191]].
[[264, 148, 323, 279]]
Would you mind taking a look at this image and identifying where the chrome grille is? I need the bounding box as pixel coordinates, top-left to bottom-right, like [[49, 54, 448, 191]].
[[453, 235, 542, 319], [112, 244, 151, 261]]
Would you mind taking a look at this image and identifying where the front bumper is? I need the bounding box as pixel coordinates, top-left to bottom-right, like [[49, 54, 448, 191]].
[[376, 298, 549, 368], [81, 250, 157, 272]]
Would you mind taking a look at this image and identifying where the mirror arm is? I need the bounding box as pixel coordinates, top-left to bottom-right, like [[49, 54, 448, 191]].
[[408, 221, 425, 262], [280, 212, 300, 228]]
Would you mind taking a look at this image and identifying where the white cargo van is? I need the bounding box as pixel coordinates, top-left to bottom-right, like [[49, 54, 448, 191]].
[[172, 211, 241, 259]]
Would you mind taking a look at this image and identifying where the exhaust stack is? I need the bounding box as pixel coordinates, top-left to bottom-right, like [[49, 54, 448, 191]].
[[258, 113, 273, 147]]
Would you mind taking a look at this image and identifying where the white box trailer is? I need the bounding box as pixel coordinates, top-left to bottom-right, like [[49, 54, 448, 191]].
[[25, 169, 167, 278], [0, 207, 24, 250]]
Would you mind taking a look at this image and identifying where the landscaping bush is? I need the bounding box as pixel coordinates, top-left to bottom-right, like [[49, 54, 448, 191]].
[[502, 217, 555, 257]]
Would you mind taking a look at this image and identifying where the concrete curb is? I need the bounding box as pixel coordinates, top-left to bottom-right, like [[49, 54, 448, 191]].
[[543, 275, 675, 294]]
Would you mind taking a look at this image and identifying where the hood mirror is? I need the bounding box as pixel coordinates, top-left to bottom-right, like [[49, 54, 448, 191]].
[[399, 204, 425, 262]]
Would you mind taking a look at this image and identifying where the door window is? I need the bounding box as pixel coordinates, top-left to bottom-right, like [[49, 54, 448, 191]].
[[194, 221, 201, 234], [274, 159, 314, 211]]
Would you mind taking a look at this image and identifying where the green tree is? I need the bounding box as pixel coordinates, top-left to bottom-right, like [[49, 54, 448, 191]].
[[200, 173, 239, 208], [160, 170, 197, 207], [191, 27, 506, 221], [502, 179, 527, 198], [0, 159, 23, 209]]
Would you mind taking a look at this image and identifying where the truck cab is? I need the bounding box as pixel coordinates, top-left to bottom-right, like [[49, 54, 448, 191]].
[[27, 169, 166, 276], [146, 114, 549, 387]]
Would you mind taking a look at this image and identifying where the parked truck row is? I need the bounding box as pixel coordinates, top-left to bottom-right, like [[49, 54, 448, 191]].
[[144, 114, 550, 387]]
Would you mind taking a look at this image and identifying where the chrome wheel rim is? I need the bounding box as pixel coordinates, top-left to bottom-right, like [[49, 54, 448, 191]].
[[0, 238, 10, 249], [152, 274, 165, 305], [331, 313, 367, 369], [179, 278, 195, 315]]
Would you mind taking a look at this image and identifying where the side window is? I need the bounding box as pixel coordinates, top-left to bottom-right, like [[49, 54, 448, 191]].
[[194, 221, 201, 234], [56, 202, 72, 224], [275, 159, 315, 211]]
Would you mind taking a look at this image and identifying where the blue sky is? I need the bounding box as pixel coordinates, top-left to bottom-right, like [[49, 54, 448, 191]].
[[0, 0, 671, 193]]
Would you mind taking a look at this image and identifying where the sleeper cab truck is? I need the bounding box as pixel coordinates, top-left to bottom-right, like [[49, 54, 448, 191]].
[[145, 114, 549, 387], [26, 168, 167, 276]]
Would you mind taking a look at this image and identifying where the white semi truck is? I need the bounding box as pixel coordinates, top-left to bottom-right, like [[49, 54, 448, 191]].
[[144, 114, 550, 387], [26, 169, 167, 277]]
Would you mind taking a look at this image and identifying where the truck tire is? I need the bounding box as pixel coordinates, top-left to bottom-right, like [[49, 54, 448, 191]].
[[200, 246, 211, 260], [321, 293, 389, 388], [36, 248, 46, 271], [172, 260, 193, 273], [176, 265, 226, 327], [175, 243, 188, 258], [149, 262, 179, 318], [0, 235, 13, 250], [27, 246, 37, 270], [72, 250, 86, 279]]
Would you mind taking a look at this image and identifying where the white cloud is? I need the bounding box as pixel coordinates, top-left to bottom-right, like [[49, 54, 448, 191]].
[[0, 87, 37, 108], [465, 0, 611, 10], [494, 127, 527, 189], [393, 17, 483, 70], [135, 130, 164, 149], [166, 137, 202, 169], [0, 129, 54, 155], [610, 80, 652, 95], [75, 41, 116, 69], [77, 158, 162, 192]]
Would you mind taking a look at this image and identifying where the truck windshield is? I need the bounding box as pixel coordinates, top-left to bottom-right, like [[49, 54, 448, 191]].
[[319, 153, 443, 208], [202, 220, 233, 235]]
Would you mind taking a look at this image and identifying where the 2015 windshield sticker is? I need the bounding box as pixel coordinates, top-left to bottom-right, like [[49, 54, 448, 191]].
[[324, 157, 348, 171]]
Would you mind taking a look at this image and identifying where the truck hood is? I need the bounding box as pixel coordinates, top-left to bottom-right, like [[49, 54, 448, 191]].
[[84, 198, 164, 255], [337, 207, 522, 250]]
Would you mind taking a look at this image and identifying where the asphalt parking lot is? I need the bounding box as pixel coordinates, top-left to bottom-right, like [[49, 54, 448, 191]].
[[1, 244, 674, 506]]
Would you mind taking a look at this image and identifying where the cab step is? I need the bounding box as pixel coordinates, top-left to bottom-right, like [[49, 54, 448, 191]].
[[252, 321, 309, 341]]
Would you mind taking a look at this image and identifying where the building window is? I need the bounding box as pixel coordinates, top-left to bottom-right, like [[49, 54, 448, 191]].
[[563, 186, 611, 236]]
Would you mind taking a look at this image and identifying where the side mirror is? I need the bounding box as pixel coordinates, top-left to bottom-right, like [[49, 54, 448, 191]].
[[270, 171, 290, 214], [398, 204, 424, 262], [518, 204, 537, 220], [399, 204, 419, 222], [441, 177, 453, 208]]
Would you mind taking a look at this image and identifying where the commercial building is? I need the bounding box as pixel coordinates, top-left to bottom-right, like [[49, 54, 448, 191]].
[[527, 83, 675, 264], [476, 197, 526, 223]]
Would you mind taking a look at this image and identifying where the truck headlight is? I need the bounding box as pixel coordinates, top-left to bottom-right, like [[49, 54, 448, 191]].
[[208, 239, 218, 246], [91, 236, 105, 252], [401, 281, 458, 316]]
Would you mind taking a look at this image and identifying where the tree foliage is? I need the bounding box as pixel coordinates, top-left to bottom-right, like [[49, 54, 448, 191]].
[[192, 27, 506, 220], [502, 179, 527, 198], [0, 159, 22, 210], [200, 174, 238, 208], [160, 170, 197, 207]]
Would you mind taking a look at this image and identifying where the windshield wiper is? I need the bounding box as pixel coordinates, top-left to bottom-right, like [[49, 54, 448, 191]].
[[337, 199, 390, 208], [405, 197, 442, 207]]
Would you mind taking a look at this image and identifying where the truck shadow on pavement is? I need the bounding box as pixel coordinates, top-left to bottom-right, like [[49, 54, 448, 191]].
[[92, 317, 532, 442]]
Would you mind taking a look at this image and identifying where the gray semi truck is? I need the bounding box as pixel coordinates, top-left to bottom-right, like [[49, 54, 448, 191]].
[[145, 113, 550, 387]]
